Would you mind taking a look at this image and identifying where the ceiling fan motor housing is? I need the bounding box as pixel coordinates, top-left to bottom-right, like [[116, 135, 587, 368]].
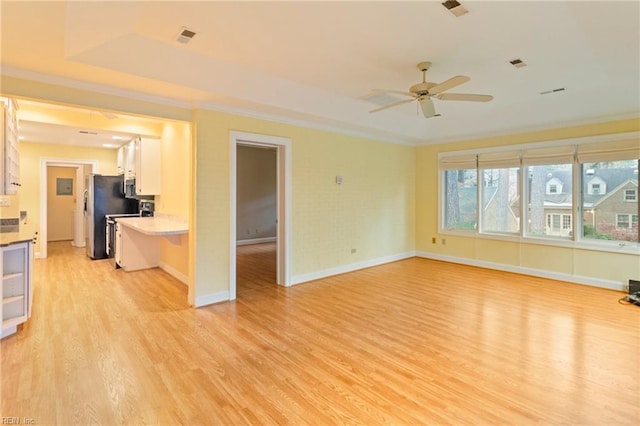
[[410, 82, 437, 96]]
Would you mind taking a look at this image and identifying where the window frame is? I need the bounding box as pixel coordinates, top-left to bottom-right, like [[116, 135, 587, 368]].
[[438, 131, 640, 254], [616, 214, 631, 229]]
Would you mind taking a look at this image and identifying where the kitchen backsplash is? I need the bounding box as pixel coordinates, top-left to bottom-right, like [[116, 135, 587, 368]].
[[0, 218, 19, 233]]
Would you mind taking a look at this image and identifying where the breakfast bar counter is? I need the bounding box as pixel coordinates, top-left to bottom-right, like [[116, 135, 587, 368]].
[[114, 216, 188, 272]]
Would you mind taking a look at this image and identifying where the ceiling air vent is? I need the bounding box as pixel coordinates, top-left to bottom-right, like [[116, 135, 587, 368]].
[[540, 87, 566, 95], [509, 58, 527, 69], [441, 1, 468, 17], [176, 27, 197, 44]]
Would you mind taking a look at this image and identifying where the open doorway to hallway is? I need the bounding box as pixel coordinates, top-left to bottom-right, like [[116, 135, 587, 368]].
[[229, 131, 292, 300], [235, 144, 278, 297]]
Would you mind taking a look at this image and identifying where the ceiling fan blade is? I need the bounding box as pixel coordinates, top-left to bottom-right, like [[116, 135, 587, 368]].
[[369, 98, 415, 113], [436, 93, 493, 102], [371, 89, 416, 98], [428, 75, 470, 95], [418, 97, 436, 118]]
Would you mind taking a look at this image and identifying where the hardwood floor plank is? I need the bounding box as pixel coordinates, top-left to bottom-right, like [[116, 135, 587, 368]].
[[1, 242, 638, 424]]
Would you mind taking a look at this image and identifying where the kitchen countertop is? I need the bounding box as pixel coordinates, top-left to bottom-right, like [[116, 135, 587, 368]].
[[115, 216, 188, 236], [0, 230, 36, 247]]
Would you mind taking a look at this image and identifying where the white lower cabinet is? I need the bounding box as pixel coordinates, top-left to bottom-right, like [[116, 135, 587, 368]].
[[115, 222, 160, 271], [1, 241, 32, 338]]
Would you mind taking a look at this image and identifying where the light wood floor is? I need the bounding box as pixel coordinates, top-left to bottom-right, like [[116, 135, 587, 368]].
[[1, 242, 639, 425], [236, 242, 277, 296]]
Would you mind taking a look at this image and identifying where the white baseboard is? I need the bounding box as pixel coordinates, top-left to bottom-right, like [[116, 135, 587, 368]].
[[292, 251, 416, 286], [236, 237, 276, 246], [195, 290, 230, 308], [159, 261, 188, 285], [416, 251, 624, 291]]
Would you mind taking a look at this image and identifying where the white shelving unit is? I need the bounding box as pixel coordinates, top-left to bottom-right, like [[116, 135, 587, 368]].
[[1, 241, 32, 338]]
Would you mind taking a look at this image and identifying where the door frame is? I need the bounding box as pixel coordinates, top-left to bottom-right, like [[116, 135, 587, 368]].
[[40, 158, 98, 258], [229, 131, 292, 300]]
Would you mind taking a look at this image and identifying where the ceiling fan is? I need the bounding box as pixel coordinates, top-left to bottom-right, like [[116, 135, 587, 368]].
[[370, 61, 493, 118]]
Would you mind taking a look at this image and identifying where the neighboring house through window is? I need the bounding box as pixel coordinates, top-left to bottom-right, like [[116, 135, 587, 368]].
[[546, 177, 563, 195], [587, 176, 606, 195]]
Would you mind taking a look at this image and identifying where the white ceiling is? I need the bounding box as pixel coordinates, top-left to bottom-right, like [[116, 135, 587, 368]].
[[14, 100, 155, 149], [1, 1, 639, 145]]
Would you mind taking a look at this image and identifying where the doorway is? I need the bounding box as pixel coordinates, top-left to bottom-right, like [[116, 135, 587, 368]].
[[235, 144, 277, 295], [46, 166, 77, 243], [230, 131, 292, 300], [40, 159, 97, 258]]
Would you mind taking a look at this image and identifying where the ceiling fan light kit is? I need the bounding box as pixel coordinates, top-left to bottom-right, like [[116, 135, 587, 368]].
[[369, 61, 493, 118]]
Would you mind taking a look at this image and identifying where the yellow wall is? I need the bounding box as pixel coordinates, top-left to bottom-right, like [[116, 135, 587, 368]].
[[416, 118, 640, 286], [19, 142, 118, 254], [193, 109, 416, 302], [156, 120, 191, 282], [0, 195, 20, 219], [5, 75, 637, 306]]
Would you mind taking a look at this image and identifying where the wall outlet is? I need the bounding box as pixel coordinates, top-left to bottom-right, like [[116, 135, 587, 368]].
[[0, 197, 10, 207], [442, 238, 446, 245], [431, 237, 436, 244]]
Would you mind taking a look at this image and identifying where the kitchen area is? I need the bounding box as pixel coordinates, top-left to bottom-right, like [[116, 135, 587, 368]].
[[86, 136, 188, 271], [1, 96, 192, 339]]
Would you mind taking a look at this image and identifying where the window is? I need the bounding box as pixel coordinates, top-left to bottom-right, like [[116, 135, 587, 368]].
[[587, 177, 607, 195], [440, 154, 478, 231], [438, 134, 640, 248], [581, 160, 638, 243], [476, 151, 521, 234], [545, 213, 572, 236], [525, 163, 573, 237], [443, 169, 478, 230], [617, 214, 630, 228]]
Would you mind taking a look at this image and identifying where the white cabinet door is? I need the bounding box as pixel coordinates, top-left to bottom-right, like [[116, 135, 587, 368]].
[[116, 145, 125, 175], [115, 223, 123, 267], [135, 137, 161, 196], [124, 140, 137, 180], [117, 225, 160, 271]]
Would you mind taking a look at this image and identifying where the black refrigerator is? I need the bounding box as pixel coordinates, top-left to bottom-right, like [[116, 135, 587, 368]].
[[84, 174, 138, 259]]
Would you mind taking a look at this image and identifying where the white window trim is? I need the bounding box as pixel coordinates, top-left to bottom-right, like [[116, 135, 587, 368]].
[[438, 131, 640, 254], [616, 213, 633, 229], [624, 189, 637, 201]]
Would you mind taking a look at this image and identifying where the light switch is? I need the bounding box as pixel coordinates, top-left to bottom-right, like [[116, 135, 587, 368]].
[[336, 176, 343, 185]]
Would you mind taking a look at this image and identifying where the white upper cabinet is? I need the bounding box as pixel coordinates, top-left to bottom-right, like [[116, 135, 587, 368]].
[[1, 98, 20, 195], [116, 145, 125, 175], [124, 140, 137, 180], [134, 137, 161, 196]]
